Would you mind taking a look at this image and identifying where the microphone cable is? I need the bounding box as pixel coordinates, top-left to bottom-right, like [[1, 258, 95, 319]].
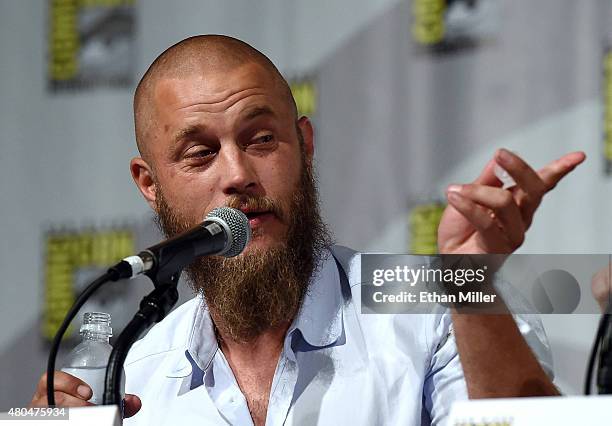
[[46, 262, 129, 406]]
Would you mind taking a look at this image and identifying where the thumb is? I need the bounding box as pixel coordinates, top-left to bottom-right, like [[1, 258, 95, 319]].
[[122, 394, 142, 418], [537, 151, 586, 190]]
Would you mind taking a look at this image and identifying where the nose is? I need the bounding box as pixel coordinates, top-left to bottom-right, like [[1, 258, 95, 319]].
[[218, 144, 259, 195]]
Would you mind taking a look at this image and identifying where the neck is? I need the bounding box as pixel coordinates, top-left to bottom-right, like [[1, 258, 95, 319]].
[[210, 316, 292, 426], [215, 319, 290, 357]]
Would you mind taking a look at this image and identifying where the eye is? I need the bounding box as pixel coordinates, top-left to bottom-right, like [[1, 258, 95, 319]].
[[255, 133, 274, 144], [241, 131, 277, 151], [184, 146, 216, 160]]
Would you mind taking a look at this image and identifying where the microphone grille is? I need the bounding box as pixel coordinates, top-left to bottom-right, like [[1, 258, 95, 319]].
[[206, 207, 251, 257]]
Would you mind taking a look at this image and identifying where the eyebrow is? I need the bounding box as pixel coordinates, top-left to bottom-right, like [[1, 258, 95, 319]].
[[240, 105, 276, 121], [173, 125, 205, 145], [170, 106, 276, 155], [168, 125, 207, 160]]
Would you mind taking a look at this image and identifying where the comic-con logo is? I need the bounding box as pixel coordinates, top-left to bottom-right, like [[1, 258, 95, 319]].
[[411, 0, 499, 53]]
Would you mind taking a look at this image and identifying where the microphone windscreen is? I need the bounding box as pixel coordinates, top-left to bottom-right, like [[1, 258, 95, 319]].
[[206, 207, 251, 257]]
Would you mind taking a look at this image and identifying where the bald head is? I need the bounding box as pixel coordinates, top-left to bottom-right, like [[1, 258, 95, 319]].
[[134, 35, 297, 160]]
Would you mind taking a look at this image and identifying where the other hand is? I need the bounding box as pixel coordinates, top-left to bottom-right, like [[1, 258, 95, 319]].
[[438, 149, 585, 254], [29, 371, 142, 418], [592, 264, 612, 312]]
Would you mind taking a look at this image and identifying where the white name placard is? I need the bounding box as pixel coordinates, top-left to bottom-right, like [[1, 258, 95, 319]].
[[449, 395, 612, 426]]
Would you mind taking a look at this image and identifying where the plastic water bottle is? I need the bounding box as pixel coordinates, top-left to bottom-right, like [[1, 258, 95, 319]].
[[61, 312, 113, 405]]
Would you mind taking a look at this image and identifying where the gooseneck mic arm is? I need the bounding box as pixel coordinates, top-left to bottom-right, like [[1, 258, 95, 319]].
[[102, 207, 250, 407], [103, 274, 180, 406], [46, 207, 250, 409]]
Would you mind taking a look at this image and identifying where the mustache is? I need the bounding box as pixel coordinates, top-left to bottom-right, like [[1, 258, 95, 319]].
[[223, 194, 286, 222]]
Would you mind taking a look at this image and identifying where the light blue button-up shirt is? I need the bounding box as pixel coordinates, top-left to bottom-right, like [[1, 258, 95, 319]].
[[124, 246, 552, 426]]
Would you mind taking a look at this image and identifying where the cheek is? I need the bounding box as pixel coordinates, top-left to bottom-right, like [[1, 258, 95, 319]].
[[259, 155, 302, 203], [158, 172, 217, 220]]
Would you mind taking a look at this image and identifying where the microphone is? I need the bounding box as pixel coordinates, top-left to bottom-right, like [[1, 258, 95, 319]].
[[111, 207, 251, 281]]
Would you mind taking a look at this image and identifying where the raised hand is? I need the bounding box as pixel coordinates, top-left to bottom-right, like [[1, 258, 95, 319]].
[[438, 149, 585, 255]]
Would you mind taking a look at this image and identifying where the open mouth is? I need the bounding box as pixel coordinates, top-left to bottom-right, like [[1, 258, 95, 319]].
[[244, 210, 270, 220], [240, 210, 275, 227]]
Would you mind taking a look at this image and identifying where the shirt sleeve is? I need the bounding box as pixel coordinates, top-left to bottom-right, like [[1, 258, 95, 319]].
[[422, 311, 554, 426], [422, 313, 467, 426]]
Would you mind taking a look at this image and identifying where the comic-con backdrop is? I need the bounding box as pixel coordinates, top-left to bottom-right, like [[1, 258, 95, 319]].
[[1, 0, 611, 408]]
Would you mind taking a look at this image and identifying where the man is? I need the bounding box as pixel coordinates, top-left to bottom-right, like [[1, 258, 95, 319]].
[[592, 265, 612, 312], [30, 35, 585, 425]]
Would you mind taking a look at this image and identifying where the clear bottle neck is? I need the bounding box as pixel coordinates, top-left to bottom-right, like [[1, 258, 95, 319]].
[[81, 330, 111, 343], [79, 312, 112, 343]]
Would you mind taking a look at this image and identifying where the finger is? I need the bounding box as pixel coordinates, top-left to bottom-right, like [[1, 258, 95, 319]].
[[52, 391, 96, 407], [473, 158, 503, 186], [495, 149, 545, 192], [537, 151, 586, 191], [446, 191, 508, 250], [448, 184, 525, 247], [123, 394, 142, 418], [31, 391, 95, 408], [494, 149, 547, 220], [35, 371, 92, 401]]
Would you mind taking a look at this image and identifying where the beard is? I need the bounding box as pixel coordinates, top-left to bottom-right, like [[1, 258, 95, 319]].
[[153, 151, 332, 343]]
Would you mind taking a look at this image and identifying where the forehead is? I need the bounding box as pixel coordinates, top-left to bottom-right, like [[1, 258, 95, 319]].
[[152, 62, 289, 120]]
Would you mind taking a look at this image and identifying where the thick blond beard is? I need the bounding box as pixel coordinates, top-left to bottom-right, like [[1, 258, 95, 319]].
[[153, 151, 332, 342]]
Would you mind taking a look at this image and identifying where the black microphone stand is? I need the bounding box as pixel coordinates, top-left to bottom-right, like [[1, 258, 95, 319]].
[[597, 304, 612, 393], [102, 272, 180, 406], [585, 301, 612, 394]]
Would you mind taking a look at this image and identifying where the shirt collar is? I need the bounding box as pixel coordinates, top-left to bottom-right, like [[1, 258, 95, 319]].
[[165, 248, 347, 378], [165, 295, 217, 378], [285, 250, 346, 352]]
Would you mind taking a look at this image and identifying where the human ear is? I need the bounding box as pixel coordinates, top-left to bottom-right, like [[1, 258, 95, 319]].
[[297, 116, 315, 164], [130, 157, 157, 210]]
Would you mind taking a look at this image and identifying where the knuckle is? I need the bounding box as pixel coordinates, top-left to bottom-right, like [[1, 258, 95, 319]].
[[521, 195, 539, 213], [483, 219, 496, 231], [519, 194, 533, 209], [535, 180, 547, 194], [461, 184, 473, 194], [501, 193, 513, 208], [532, 190, 544, 202], [29, 397, 44, 408]]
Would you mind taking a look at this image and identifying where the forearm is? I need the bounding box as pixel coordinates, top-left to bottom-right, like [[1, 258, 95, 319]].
[[452, 311, 559, 398]]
